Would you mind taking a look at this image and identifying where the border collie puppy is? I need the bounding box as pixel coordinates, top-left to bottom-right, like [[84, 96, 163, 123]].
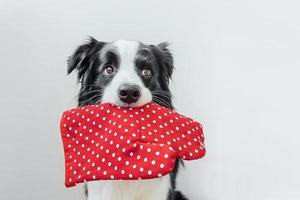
[[67, 38, 187, 200]]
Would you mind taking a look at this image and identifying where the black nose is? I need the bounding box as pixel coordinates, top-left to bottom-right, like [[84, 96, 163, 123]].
[[118, 84, 141, 104]]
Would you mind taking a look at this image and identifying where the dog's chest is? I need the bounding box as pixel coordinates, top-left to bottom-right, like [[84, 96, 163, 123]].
[[87, 175, 170, 200]]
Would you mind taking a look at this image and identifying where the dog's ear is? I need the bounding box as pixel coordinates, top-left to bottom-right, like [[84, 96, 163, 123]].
[[151, 42, 174, 91], [67, 37, 104, 81], [156, 42, 174, 80]]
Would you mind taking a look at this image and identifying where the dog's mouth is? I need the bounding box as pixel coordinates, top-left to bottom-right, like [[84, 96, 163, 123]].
[[103, 95, 153, 108]]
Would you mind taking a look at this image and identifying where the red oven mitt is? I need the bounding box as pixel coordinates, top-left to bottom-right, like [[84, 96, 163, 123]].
[[60, 103, 205, 187]]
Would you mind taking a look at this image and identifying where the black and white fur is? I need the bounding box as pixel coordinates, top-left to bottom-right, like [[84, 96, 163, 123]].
[[67, 38, 187, 200]]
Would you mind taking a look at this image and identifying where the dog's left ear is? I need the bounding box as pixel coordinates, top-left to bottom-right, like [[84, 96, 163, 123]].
[[157, 42, 174, 79], [153, 42, 174, 84]]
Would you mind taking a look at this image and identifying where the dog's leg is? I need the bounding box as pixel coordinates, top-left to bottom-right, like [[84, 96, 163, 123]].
[[87, 181, 113, 200]]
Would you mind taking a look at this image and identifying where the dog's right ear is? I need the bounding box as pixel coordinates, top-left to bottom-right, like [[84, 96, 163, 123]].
[[67, 37, 104, 81]]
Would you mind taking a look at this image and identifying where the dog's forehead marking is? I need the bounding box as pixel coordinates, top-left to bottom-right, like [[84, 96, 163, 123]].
[[112, 40, 140, 69]]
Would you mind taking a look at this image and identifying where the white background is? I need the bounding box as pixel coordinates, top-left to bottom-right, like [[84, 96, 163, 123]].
[[1, 0, 300, 199]]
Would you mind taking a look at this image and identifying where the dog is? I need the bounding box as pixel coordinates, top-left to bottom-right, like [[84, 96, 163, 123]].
[[67, 37, 187, 200]]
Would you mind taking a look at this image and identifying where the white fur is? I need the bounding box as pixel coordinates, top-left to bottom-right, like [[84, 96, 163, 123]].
[[88, 40, 170, 200], [101, 40, 152, 107], [87, 175, 170, 200]]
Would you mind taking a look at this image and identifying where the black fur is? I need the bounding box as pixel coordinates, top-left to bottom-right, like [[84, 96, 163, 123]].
[[68, 37, 187, 200], [173, 191, 188, 200]]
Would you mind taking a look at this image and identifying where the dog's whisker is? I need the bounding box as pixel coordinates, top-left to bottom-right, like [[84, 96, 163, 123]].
[[153, 98, 169, 109], [79, 96, 102, 106], [152, 96, 171, 109], [151, 91, 172, 99], [79, 94, 103, 106], [152, 90, 170, 94], [152, 94, 171, 104], [152, 90, 171, 95], [157, 98, 171, 108], [77, 88, 103, 96], [151, 93, 171, 99], [74, 88, 103, 100]]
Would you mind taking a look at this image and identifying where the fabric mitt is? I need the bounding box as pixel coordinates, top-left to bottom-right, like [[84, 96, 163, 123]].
[[60, 103, 205, 187]]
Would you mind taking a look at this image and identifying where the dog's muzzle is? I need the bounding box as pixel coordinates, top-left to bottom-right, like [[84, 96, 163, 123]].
[[118, 83, 141, 104]]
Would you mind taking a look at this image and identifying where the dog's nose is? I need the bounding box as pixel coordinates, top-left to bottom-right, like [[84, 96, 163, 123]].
[[118, 84, 141, 104]]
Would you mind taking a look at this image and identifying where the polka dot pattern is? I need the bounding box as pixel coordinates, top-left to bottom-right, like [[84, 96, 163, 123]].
[[60, 103, 205, 187]]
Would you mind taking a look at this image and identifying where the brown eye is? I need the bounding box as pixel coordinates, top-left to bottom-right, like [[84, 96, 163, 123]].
[[104, 65, 115, 75], [142, 69, 152, 78]]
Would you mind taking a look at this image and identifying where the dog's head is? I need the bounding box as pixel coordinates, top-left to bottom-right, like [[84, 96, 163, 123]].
[[68, 38, 174, 109]]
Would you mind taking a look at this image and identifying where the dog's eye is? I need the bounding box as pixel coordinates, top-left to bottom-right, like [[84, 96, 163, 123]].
[[103, 65, 115, 75], [142, 69, 152, 78]]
